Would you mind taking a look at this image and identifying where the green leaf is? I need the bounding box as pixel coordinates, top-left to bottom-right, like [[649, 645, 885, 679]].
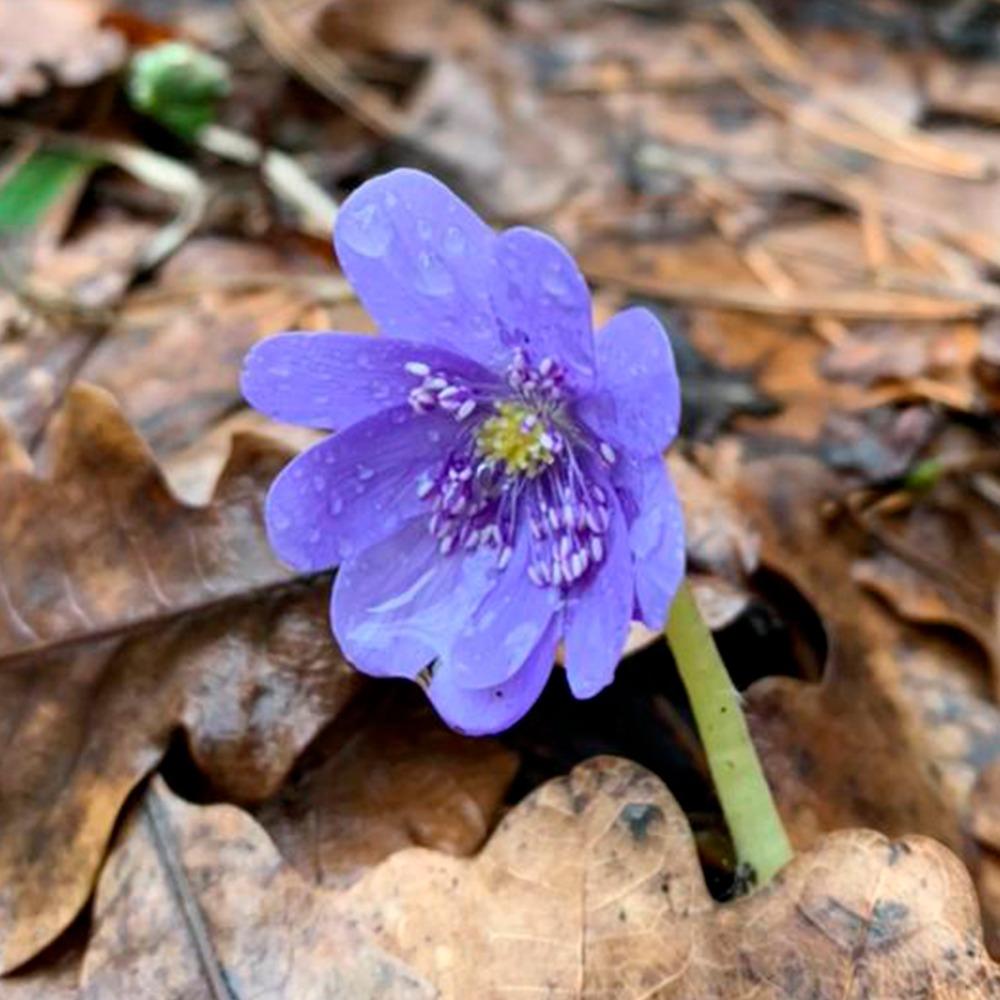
[[0, 150, 95, 234]]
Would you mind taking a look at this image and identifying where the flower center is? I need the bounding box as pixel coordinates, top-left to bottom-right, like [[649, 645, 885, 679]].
[[476, 402, 555, 478], [406, 349, 617, 591]]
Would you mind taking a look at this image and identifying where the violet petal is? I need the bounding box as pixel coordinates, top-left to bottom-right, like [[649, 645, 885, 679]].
[[242, 332, 498, 431], [615, 453, 686, 629], [265, 406, 458, 571], [334, 169, 505, 370], [331, 517, 497, 679], [563, 489, 633, 699], [448, 527, 561, 688], [578, 307, 680, 457], [492, 226, 595, 387], [428, 617, 559, 735]]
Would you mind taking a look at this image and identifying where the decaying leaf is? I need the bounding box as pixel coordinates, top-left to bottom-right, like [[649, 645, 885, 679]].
[[337, 756, 1000, 997], [79, 778, 433, 999], [256, 687, 519, 889], [0, 0, 125, 105], [77, 237, 361, 456], [0, 214, 157, 443], [0, 385, 361, 973], [727, 453, 997, 854]]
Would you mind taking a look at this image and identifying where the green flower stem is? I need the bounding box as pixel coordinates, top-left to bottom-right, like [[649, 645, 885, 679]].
[[665, 579, 793, 886]]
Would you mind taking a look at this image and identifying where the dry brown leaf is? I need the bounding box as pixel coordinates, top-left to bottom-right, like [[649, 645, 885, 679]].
[[0, 0, 125, 105], [77, 237, 362, 456], [0, 384, 361, 973], [256, 687, 518, 889], [338, 756, 1000, 998], [669, 450, 759, 582], [851, 478, 1000, 690], [0, 214, 158, 444], [971, 762, 1000, 957], [723, 453, 998, 852], [79, 778, 434, 999]]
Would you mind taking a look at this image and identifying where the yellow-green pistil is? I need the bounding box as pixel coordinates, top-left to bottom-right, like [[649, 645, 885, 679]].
[[476, 402, 555, 477]]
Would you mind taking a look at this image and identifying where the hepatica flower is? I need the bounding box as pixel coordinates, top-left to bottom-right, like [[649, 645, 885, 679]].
[[242, 169, 684, 735]]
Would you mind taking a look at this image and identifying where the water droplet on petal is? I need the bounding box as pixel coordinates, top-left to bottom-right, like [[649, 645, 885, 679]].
[[330, 496, 344, 514], [415, 251, 455, 297], [312, 475, 325, 492], [542, 267, 570, 299], [443, 225, 466, 256], [339, 201, 392, 258], [417, 219, 433, 241], [357, 464, 375, 481]]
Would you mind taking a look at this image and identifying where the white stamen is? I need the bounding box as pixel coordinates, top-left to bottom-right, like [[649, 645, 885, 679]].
[[497, 545, 513, 570], [456, 399, 476, 421], [405, 361, 431, 377], [599, 441, 617, 465]]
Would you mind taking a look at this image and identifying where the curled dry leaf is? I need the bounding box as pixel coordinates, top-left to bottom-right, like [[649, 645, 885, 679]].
[[78, 237, 361, 456], [80, 778, 434, 999], [0, 385, 361, 973], [256, 688, 519, 889], [727, 454, 998, 852], [0, 0, 125, 105], [336, 756, 1000, 998], [850, 476, 1000, 692]]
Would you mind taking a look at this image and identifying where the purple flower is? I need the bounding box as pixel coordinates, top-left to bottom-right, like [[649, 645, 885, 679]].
[[242, 169, 684, 735]]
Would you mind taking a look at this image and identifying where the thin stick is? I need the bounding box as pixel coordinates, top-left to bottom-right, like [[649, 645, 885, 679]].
[[665, 580, 793, 886]]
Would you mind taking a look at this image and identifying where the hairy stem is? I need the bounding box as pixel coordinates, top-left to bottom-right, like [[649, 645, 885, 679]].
[[665, 579, 793, 886]]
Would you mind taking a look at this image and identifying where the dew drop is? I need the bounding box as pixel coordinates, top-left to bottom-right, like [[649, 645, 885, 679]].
[[273, 514, 292, 531], [542, 266, 570, 299], [357, 464, 375, 481], [312, 475, 325, 492], [415, 251, 455, 297], [427, 429, 442, 444], [443, 225, 466, 256], [339, 201, 392, 258], [308, 528, 321, 544], [417, 219, 433, 242], [330, 496, 344, 514]]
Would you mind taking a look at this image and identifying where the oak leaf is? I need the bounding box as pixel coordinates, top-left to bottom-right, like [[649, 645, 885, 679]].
[[0, 385, 360, 972], [256, 688, 519, 889], [80, 778, 433, 999], [337, 756, 1000, 998]]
